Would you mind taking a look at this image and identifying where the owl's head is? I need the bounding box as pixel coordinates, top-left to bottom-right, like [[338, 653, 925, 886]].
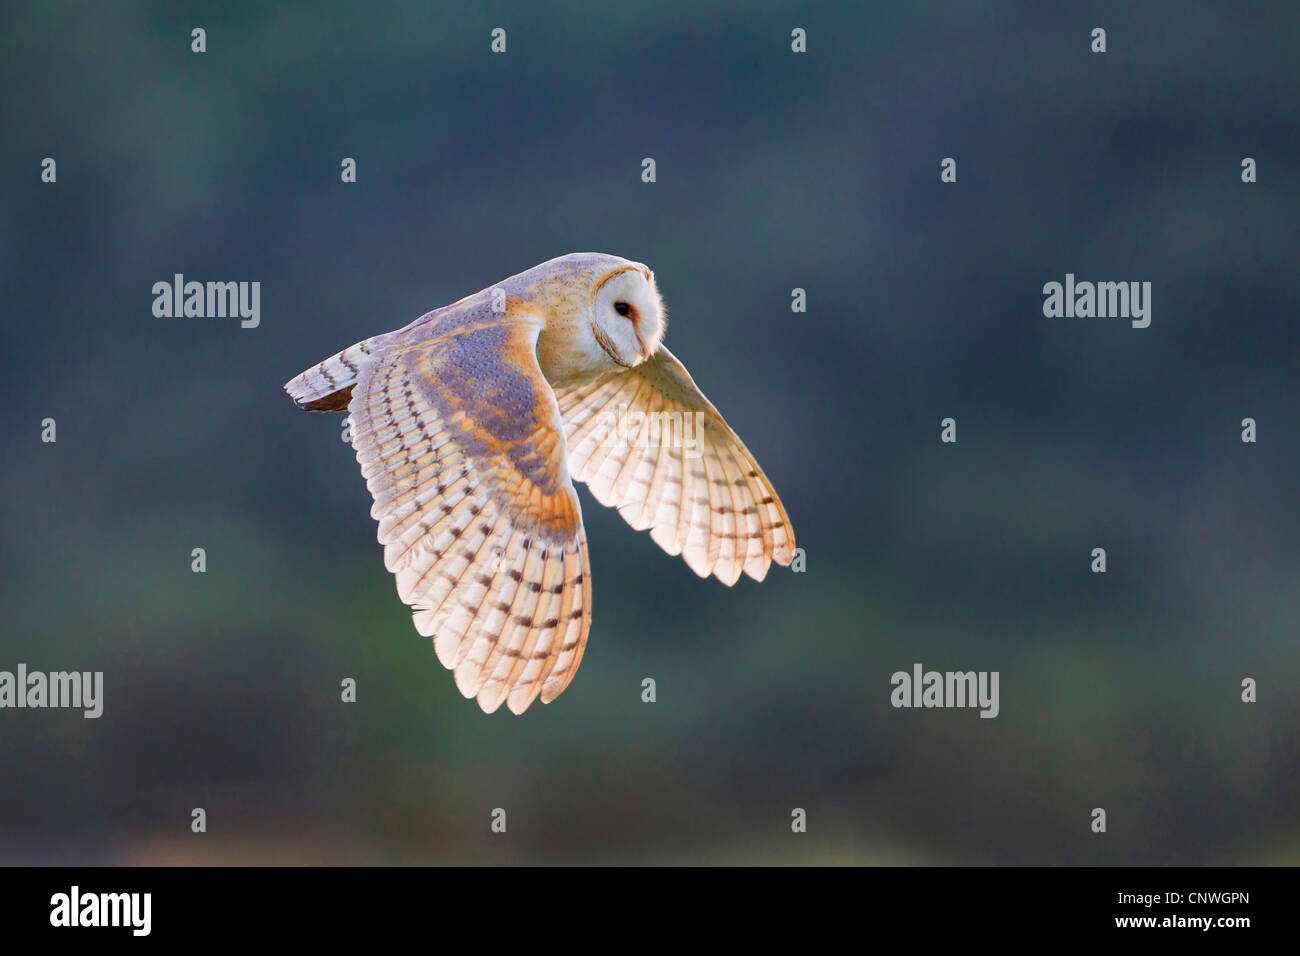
[[588, 263, 666, 368]]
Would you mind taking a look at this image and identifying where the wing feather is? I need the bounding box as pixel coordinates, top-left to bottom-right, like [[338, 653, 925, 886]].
[[540, 525, 592, 705], [347, 316, 593, 714], [555, 346, 794, 584]]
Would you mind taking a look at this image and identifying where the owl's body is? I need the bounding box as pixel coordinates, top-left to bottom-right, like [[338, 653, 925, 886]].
[[286, 253, 794, 714]]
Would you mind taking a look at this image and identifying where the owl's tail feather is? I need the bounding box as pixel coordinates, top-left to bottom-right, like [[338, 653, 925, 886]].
[[284, 338, 377, 412]]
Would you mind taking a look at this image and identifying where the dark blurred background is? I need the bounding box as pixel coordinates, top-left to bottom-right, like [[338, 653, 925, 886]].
[[1, 1, 1297, 864]]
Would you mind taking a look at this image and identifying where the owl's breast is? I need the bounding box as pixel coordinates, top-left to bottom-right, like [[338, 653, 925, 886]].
[[536, 314, 622, 388]]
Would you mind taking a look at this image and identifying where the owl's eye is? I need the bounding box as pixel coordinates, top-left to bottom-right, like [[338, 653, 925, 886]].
[[613, 301, 632, 317]]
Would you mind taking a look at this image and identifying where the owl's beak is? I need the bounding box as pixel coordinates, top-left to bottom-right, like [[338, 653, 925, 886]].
[[628, 317, 652, 361]]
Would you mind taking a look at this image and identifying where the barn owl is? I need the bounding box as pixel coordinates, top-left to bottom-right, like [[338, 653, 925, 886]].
[[285, 253, 795, 714]]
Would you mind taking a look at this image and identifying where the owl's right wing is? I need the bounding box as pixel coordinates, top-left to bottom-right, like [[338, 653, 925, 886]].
[[347, 318, 592, 715], [554, 346, 795, 585]]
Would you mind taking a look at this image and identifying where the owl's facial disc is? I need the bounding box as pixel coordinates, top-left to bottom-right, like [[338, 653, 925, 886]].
[[590, 266, 666, 368]]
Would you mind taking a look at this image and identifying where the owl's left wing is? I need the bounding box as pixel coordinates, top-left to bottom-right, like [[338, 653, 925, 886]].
[[348, 317, 592, 714], [553, 347, 795, 585]]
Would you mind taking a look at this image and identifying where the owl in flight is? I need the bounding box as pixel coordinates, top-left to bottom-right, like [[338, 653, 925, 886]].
[[285, 253, 795, 714]]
